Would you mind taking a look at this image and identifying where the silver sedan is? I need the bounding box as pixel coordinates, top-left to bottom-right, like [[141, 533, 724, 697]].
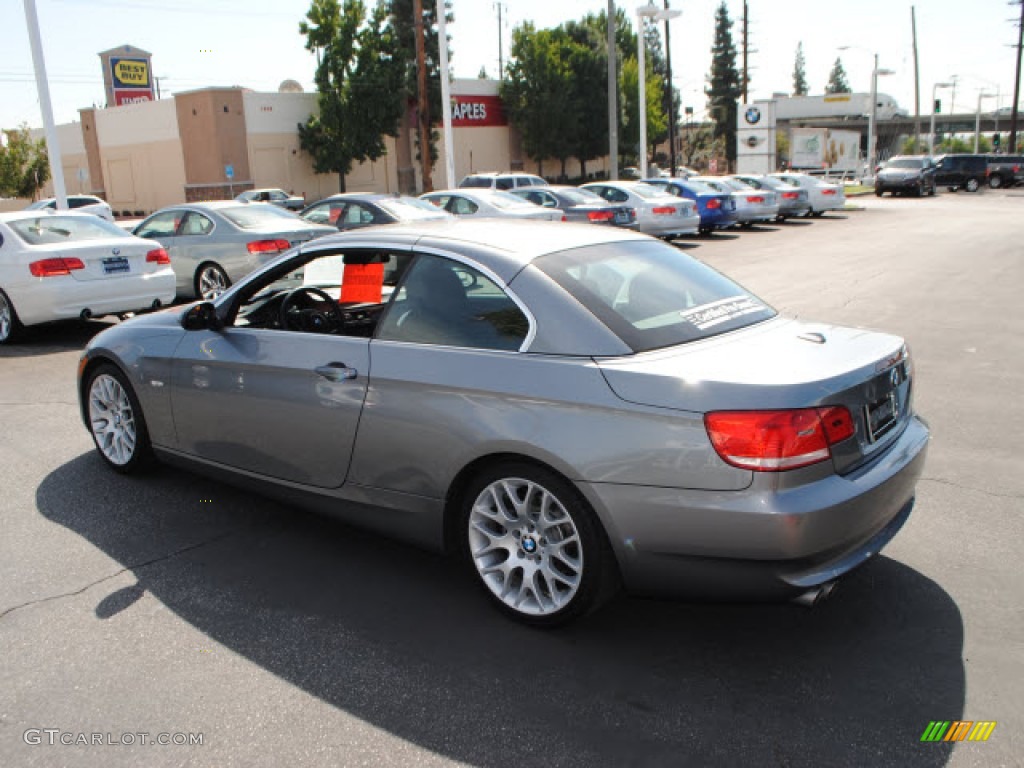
[[695, 176, 780, 226], [78, 220, 928, 626], [581, 181, 700, 238], [133, 202, 335, 300], [420, 189, 562, 221]]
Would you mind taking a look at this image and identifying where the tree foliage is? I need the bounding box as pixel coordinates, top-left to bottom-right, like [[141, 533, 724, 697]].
[[792, 42, 809, 96], [643, 19, 679, 148], [0, 126, 50, 199], [707, 1, 742, 169], [825, 57, 851, 94], [619, 56, 667, 164], [298, 0, 405, 192]]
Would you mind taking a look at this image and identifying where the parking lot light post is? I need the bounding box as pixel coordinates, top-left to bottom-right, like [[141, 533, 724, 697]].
[[929, 82, 953, 155], [637, 2, 659, 179], [839, 46, 893, 179], [975, 91, 996, 153]]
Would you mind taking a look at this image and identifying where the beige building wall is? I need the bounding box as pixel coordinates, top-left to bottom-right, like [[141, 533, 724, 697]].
[[34, 122, 90, 198], [93, 98, 186, 212]]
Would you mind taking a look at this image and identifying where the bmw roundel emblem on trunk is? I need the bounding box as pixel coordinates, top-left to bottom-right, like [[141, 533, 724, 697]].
[[745, 107, 761, 124], [112, 247, 120, 256]]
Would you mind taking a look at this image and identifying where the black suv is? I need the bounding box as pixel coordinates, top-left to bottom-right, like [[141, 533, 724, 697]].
[[986, 155, 1023, 189], [933, 154, 988, 192], [875, 156, 937, 197]]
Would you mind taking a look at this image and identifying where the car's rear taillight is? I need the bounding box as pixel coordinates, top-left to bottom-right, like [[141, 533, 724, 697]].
[[247, 238, 291, 254], [821, 189, 837, 196], [782, 191, 799, 199], [706, 198, 722, 209], [561, 213, 568, 222], [746, 195, 765, 203], [652, 206, 676, 214], [146, 248, 171, 265], [29, 257, 85, 277], [587, 210, 614, 222], [704, 406, 855, 471]]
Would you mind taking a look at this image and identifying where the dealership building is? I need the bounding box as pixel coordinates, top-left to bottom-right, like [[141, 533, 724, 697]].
[[36, 44, 611, 215]]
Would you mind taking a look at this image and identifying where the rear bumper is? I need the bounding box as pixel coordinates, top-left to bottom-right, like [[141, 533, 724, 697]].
[[778, 202, 812, 217], [12, 271, 177, 327], [577, 413, 929, 600], [637, 214, 700, 236]]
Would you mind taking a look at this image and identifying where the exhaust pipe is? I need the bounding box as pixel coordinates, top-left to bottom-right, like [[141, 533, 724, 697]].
[[80, 308, 92, 320], [792, 581, 837, 608]]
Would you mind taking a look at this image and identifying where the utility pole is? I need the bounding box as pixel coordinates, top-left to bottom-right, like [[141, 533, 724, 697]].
[[495, 2, 505, 80], [911, 6, 921, 152], [413, 0, 432, 192], [742, 1, 749, 103], [1010, 0, 1024, 153], [950, 74, 959, 115], [607, 0, 618, 180], [22, 0, 67, 209], [664, 0, 677, 176], [438, 1, 455, 188]]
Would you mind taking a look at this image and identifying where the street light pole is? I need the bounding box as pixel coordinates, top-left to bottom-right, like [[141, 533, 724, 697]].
[[636, 3, 658, 179], [929, 82, 952, 155], [868, 53, 878, 175], [975, 91, 996, 153], [607, 0, 618, 180]]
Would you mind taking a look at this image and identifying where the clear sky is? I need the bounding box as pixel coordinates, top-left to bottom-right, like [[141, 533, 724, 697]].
[[1, 0, 1020, 130]]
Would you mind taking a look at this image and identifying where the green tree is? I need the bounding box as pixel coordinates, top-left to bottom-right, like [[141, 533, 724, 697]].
[[385, 0, 452, 165], [707, 1, 742, 170], [0, 126, 50, 199], [776, 129, 790, 168], [298, 0, 405, 192], [501, 23, 575, 176], [825, 57, 851, 94], [642, 18, 678, 148], [563, 16, 612, 178], [619, 56, 667, 165], [792, 42, 809, 96]]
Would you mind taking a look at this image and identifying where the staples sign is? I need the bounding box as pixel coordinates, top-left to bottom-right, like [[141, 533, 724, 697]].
[[450, 95, 507, 127], [111, 58, 151, 88]]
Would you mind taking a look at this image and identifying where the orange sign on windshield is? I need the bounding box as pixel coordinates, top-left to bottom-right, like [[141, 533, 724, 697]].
[[340, 263, 384, 304]]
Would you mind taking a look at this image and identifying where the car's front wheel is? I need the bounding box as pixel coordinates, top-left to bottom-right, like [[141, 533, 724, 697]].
[[0, 289, 23, 345], [965, 177, 980, 193], [85, 364, 154, 473], [462, 463, 616, 626]]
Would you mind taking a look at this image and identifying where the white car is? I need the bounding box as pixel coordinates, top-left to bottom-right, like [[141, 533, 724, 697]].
[[25, 195, 115, 222], [421, 189, 563, 221], [769, 173, 846, 216], [581, 181, 700, 238], [0, 210, 176, 344]]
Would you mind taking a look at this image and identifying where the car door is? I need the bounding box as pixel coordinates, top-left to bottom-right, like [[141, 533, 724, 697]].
[[134, 210, 187, 292], [934, 157, 956, 186], [168, 246, 403, 488]]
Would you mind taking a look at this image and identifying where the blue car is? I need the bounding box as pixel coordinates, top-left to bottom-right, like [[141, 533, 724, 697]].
[[644, 178, 739, 235]]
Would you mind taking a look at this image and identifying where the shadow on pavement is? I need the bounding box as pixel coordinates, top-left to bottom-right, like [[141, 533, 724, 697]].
[[38, 454, 964, 768], [0, 319, 114, 358]]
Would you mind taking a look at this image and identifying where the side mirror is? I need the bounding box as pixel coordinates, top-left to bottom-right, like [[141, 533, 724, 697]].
[[182, 301, 221, 331]]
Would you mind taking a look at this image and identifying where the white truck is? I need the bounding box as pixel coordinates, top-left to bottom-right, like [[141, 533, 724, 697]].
[[773, 93, 905, 121]]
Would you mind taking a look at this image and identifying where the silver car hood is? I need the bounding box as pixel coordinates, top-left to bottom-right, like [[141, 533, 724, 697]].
[[595, 316, 905, 413]]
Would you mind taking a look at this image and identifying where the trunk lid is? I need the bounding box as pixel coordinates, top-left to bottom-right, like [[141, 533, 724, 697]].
[[595, 317, 913, 474], [29, 238, 156, 283]]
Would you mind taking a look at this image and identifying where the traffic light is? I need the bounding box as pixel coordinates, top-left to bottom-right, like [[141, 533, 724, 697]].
[[934, 99, 941, 114], [993, 134, 1001, 149]]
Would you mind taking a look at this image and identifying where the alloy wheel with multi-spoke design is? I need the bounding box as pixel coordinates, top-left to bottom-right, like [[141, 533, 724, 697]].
[[0, 292, 13, 343], [468, 476, 585, 618], [197, 264, 229, 300], [89, 373, 139, 467]]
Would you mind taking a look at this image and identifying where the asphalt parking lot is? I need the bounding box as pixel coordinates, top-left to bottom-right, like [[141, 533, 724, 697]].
[[1, 191, 1021, 768]]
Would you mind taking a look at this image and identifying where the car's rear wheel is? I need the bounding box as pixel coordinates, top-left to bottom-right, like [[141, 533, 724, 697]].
[[875, 188, 884, 197], [462, 463, 616, 626], [989, 175, 1003, 189], [86, 364, 154, 474], [965, 177, 980, 193], [195, 263, 230, 301], [0, 289, 23, 345]]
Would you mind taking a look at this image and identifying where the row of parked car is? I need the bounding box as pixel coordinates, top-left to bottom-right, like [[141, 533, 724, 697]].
[[0, 171, 844, 344], [875, 153, 1024, 196]]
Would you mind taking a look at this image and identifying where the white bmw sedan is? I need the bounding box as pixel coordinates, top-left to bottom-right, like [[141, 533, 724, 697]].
[[0, 210, 176, 344]]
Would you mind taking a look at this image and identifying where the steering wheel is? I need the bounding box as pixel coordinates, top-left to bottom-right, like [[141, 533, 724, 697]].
[[279, 287, 345, 334]]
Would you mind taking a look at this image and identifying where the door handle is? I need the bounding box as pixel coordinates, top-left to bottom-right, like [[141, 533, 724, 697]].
[[314, 363, 358, 381]]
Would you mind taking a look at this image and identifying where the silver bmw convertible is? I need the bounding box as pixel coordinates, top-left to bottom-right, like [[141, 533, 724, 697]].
[[78, 220, 929, 626]]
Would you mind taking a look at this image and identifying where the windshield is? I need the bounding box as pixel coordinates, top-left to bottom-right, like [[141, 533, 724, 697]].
[[885, 158, 926, 169], [220, 205, 301, 228], [8, 215, 129, 245], [630, 183, 674, 199], [484, 191, 535, 210], [377, 197, 451, 220], [721, 178, 752, 191], [534, 240, 775, 352], [460, 176, 493, 188]]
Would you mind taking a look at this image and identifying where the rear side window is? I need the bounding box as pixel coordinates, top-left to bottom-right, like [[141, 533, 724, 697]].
[[459, 176, 492, 189], [495, 178, 514, 190], [135, 210, 182, 239], [535, 240, 775, 352]]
